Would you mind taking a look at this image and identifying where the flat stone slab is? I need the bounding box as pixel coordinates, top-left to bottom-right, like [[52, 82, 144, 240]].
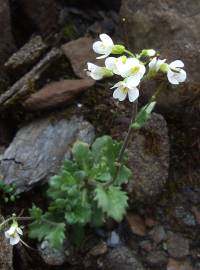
[[23, 79, 94, 111], [0, 116, 95, 193]]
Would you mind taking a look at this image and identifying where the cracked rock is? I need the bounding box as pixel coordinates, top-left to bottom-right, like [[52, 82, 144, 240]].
[[0, 115, 95, 193]]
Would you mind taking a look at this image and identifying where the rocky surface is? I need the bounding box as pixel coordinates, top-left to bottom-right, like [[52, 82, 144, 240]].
[[167, 232, 189, 259], [149, 225, 166, 244], [127, 113, 169, 201], [0, 48, 62, 110], [102, 246, 144, 270], [0, 0, 16, 66], [167, 258, 194, 270], [23, 79, 94, 111], [120, 0, 200, 121], [0, 116, 95, 193], [0, 215, 13, 270], [19, 0, 58, 36], [146, 250, 168, 267], [5, 35, 47, 78], [61, 37, 98, 79], [126, 213, 147, 236], [38, 240, 68, 266]]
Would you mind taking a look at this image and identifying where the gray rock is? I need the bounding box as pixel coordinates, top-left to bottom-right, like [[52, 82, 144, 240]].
[[173, 205, 196, 227], [167, 232, 189, 259], [107, 231, 121, 248], [146, 250, 168, 267], [38, 240, 67, 266], [5, 35, 47, 77], [103, 246, 144, 270], [127, 113, 169, 201], [0, 0, 16, 66], [0, 116, 95, 193], [0, 48, 62, 111], [0, 215, 13, 270], [120, 0, 200, 122], [149, 226, 167, 244]]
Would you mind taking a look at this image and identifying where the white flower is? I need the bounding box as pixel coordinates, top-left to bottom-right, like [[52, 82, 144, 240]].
[[105, 56, 125, 75], [149, 57, 166, 72], [167, 60, 186, 85], [5, 221, 23, 245], [116, 57, 146, 84], [87, 62, 112, 80], [93, 34, 114, 59], [111, 77, 139, 102]]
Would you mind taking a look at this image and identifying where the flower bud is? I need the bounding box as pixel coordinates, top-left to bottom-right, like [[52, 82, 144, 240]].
[[112, 45, 125, 55]]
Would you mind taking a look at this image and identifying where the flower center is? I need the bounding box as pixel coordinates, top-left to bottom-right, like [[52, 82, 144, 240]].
[[130, 66, 140, 74], [121, 86, 129, 94]]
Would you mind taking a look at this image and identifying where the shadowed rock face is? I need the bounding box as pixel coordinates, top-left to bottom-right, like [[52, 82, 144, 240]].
[[0, 215, 13, 270], [18, 0, 58, 37], [0, 116, 95, 194], [127, 113, 169, 202], [120, 0, 200, 120], [0, 0, 16, 66], [103, 246, 144, 270]]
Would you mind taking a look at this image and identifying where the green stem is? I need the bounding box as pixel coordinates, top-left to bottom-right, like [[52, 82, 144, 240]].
[[124, 49, 135, 57], [103, 101, 138, 187], [0, 216, 33, 228]]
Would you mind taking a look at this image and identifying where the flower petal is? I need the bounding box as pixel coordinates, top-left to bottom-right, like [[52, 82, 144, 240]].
[[149, 57, 157, 70], [147, 49, 156, 57], [99, 34, 114, 47], [128, 88, 139, 102], [87, 71, 103, 80], [170, 60, 184, 69], [93, 41, 105, 54], [17, 227, 23, 235], [113, 88, 127, 101], [126, 76, 140, 87], [111, 81, 122, 89], [5, 230, 10, 239], [10, 235, 20, 245], [167, 70, 179, 85], [177, 69, 187, 82]]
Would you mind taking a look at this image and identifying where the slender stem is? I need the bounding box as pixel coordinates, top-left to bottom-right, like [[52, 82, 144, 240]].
[[124, 49, 135, 57], [0, 216, 33, 228], [103, 101, 138, 187]]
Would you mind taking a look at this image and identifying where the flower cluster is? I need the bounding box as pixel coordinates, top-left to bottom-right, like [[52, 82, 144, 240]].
[[87, 34, 187, 102]]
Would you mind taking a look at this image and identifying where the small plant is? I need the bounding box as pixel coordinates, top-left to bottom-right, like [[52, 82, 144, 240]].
[[28, 136, 131, 248], [0, 178, 17, 203], [0, 33, 187, 249]]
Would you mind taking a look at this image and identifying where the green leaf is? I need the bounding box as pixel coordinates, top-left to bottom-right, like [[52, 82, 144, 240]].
[[115, 165, 132, 185], [94, 186, 128, 222], [63, 160, 78, 173], [45, 223, 66, 249], [131, 101, 156, 129], [92, 136, 121, 163], [72, 142, 93, 172], [29, 219, 66, 249], [64, 203, 91, 225]]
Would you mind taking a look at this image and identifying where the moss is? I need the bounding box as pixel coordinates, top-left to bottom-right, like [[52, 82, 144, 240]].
[[62, 21, 79, 40]]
